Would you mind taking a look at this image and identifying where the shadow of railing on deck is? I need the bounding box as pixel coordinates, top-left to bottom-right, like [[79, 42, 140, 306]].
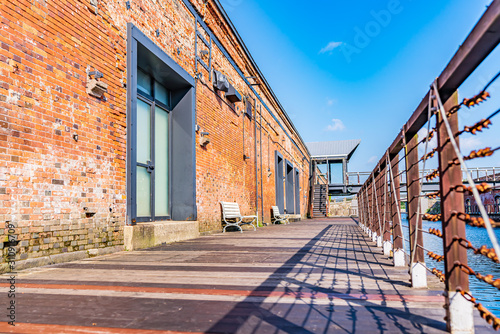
[[206, 220, 446, 334]]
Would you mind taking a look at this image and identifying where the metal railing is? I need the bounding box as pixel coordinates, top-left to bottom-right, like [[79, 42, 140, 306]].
[[466, 204, 500, 215], [348, 167, 500, 186], [356, 2, 500, 331]]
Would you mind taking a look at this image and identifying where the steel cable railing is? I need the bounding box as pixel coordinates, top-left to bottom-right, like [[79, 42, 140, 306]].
[[355, 38, 500, 331]]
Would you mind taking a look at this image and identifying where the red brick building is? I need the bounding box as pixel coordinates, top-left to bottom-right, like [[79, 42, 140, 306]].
[[0, 0, 311, 271], [464, 188, 500, 217]]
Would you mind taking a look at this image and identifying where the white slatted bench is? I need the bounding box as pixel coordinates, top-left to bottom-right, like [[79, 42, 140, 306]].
[[220, 202, 257, 233], [271, 206, 289, 225]]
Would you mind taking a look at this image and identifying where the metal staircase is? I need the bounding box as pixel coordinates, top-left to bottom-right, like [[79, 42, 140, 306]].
[[312, 184, 328, 218]]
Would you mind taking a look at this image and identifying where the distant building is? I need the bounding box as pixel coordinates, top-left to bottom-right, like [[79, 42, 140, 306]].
[[464, 188, 500, 218]]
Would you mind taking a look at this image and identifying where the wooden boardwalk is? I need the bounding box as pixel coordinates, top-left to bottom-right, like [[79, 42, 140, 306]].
[[0, 218, 495, 333]]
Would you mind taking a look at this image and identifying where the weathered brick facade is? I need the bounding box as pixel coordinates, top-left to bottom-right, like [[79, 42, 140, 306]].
[[0, 0, 310, 270]]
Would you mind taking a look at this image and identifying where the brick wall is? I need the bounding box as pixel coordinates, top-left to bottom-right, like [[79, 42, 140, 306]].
[[0, 0, 310, 267]]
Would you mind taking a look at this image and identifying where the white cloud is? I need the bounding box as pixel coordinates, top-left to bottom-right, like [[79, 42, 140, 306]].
[[319, 41, 343, 54], [326, 98, 336, 106], [326, 119, 345, 131], [460, 136, 482, 151], [368, 156, 378, 163]]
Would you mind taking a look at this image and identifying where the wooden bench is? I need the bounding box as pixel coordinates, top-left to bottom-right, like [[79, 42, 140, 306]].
[[271, 206, 289, 225], [220, 202, 257, 233]]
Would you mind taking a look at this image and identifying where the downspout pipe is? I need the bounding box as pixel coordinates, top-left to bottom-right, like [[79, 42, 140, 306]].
[[254, 102, 258, 225]]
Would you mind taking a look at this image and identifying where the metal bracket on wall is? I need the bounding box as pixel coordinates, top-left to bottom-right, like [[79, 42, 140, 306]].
[[88, 70, 103, 79], [195, 19, 212, 81]]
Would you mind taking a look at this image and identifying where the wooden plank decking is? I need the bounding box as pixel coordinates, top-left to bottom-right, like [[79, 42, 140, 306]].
[[0, 218, 495, 333]]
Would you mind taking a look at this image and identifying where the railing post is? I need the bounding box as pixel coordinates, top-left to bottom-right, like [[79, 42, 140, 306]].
[[382, 165, 391, 256], [375, 171, 383, 247], [436, 91, 473, 333], [364, 187, 370, 234], [356, 191, 363, 227], [368, 179, 375, 240], [360, 188, 366, 232], [390, 154, 405, 266], [406, 134, 427, 288], [370, 177, 377, 242], [362, 188, 368, 231]]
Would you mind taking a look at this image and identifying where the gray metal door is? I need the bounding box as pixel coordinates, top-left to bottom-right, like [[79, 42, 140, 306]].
[[286, 160, 294, 214], [275, 152, 284, 213], [295, 168, 300, 215]]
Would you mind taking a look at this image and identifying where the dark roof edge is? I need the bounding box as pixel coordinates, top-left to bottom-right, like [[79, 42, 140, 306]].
[[212, 0, 310, 156], [347, 141, 361, 161]]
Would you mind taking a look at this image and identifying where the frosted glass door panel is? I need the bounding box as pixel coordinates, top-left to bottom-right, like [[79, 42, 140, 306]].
[[155, 106, 169, 216], [136, 100, 151, 164], [136, 167, 151, 217]]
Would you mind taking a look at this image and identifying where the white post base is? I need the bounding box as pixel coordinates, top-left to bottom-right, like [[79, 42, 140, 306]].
[[376, 235, 382, 248], [411, 262, 427, 288], [447, 290, 475, 334], [383, 241, 391, 256], [393, 249, 405, 267], [368, 229, 372, 238], [372, 232, 377, 243]]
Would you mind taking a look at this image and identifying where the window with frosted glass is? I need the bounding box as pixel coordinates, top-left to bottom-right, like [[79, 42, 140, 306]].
[[155, 106, 169, 216], [134, 69, 171, 220]]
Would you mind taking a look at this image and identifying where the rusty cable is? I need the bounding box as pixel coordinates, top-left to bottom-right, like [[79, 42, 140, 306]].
[[446, 70, 499, 116], [433, 81, 500, 258], [457, 262, 500, 291], [422, 213, 441, 222], [425, 169, 440, 181], [457, 117, 493, 136], [417, 128, 436, 146], [447, 91, 490, 116], [419, 147, 438, 163], [457, 288, 500, 330], [453, 182, 492, 194], [427, 251, 444, 262], [452, 211, 498, 229], [431, 268, 446, 282], [454, 236, 499, 264], [450, 147, 500, 165], [428, 228, 443, 238], [425, 191, 440, 199], [481, 70, 500, 93]]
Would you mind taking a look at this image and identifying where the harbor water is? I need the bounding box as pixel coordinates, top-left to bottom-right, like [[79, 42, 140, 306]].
[[401, 217, 500, 317]]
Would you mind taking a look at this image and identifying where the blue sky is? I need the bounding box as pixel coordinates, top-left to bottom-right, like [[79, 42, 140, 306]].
[[222, 0, 500, 172]]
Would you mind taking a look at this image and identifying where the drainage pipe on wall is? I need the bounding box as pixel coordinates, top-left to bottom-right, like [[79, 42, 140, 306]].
[[260, 105, 264, 224], [254, 100, 259, 226]]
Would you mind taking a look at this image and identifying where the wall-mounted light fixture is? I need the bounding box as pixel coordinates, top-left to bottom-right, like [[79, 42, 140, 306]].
[[73, 133, 79, 142], [155, 29, 160, 37], [226, 84, 241, 103], [86, 68, 107, 99], [213, 70, 229, 92], [125, 1, 130, 9], [200, 132, 210, 147]]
